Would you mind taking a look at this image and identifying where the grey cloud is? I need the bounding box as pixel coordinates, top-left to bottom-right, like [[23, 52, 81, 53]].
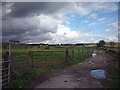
[[4, 2, 117, 18], [3, 2, 69, 18], [2, 15, 57, 43]]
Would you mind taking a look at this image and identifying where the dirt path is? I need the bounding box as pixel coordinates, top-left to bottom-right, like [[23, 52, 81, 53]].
[[29, 50, 113, 88]]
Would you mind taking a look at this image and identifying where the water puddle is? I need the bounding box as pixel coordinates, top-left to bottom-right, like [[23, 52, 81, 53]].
[[90, 69, 106, 79], [104, 61, 107, 64], [92, 53, 97, 57], [88, 60, 93, 63]]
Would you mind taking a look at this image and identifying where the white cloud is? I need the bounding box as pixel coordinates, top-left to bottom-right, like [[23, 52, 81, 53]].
[[89, 13, 98, 19], [105, 22, 118, 42], [107, 22, 118, 35], [43, 24, 99, 44], [97, 18, 106, 21], [108, 22, 118, 29], [89, 23, 97, 26], [70, 14, 76, 17], [66, 21, 70, 24], [84, 20, 88, 23], [105, 29, 112, 32], [43, 24, 79, 44], [90, 2, 118, 13]]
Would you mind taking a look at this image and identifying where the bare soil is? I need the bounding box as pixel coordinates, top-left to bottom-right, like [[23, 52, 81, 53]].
[[25, 50, 113, 88]]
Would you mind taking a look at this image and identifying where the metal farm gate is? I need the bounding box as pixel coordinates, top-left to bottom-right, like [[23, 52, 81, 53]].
[[0, 52, 10, 87], [28, 48, 69, 67]]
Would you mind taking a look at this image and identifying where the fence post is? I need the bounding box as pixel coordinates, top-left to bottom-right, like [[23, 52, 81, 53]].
[[28, 51, 32, 66], [92, 47, 94, 53], [31, 52, 33, 67], [84, 47, 86, 57], [78, 49, 80, 60], [87, 48, 89, 56], [91, 48, 93, 55], [84, 47, 85, 56], [82, 48, 83, 56], [72, 49, 74, 60], [83, 48, 84, 59], [88, 47, 90, 56], [86, 48, 87, 56], [9, 40, 11, 60], [66, 48, 69, 62]]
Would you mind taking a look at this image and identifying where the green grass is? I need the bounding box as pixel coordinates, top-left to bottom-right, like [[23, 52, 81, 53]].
[[109, 48, 119, 52], [2, 46, 93, 88], [101, 50, 120, 88]]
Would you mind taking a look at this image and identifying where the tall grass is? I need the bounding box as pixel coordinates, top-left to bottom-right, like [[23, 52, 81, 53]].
[[102, 50, 120, 88]]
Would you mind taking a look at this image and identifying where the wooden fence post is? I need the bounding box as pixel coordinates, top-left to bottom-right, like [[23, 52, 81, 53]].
[[84, 48, 86, 56], [85, 47, 87, 56], [31, 52, 33, 67], [66, 48, 69, 62], [72, 49, 74, 60], [28, 51, 32, 66], [87, 48, 89, 56], [91, 48, 92, 54], [92, 47, 94, 53], [89, 48, 90, 56], [82, 48, 84, 56], [78, 49, 80, 60]]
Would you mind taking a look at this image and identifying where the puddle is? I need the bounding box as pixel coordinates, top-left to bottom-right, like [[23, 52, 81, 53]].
[[88, 60, 92, 63], [88, 60, 94, 64], [90, 69, 106, 79], [92, 53, 97, 57], [88, 60, 93, 63], [104, 62, 106, 64]]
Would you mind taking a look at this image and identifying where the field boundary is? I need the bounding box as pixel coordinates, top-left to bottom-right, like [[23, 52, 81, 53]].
[[28, 48, 69, 67], [0, 52, 10, 87], [100, 47, 120, 55]]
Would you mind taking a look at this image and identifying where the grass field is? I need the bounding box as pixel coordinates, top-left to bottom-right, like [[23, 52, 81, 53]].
[[101, 49, 120, 88], [2, 46, 93, 88]]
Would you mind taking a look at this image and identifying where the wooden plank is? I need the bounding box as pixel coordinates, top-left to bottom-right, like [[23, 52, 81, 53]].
[[11, 55, 27, 59], [33, 53, 65, 56]]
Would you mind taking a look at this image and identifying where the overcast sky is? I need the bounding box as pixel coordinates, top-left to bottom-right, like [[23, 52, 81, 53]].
[[2, 2, 119, 44]]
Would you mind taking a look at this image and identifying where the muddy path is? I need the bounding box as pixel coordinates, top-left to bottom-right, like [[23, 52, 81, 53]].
[[26, 50, 113, 88]]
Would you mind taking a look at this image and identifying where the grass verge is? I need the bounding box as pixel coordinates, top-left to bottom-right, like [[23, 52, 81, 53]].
[[101, 50, 120, 88]]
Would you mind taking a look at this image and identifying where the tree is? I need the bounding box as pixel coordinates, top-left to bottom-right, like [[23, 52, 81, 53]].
[[97, 40, 105, 47], [109, 41, 115, 48]]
